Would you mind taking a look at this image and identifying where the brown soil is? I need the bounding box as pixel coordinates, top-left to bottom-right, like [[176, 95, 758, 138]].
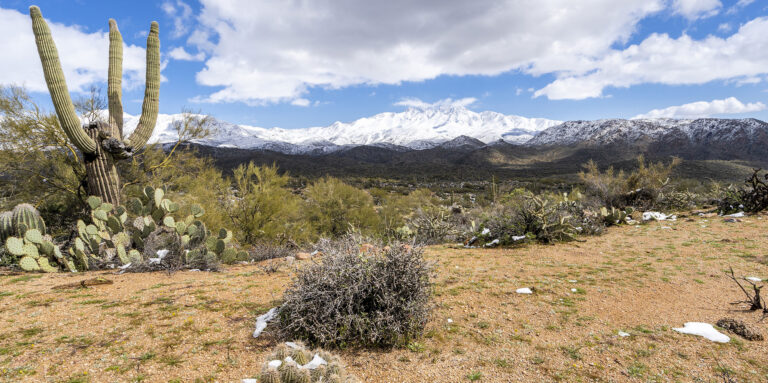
[[1, 215, 767, 382]]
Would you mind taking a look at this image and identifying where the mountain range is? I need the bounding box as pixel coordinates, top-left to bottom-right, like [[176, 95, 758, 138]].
[[122, 106, 768, 182], [124, 106, 768, 157]]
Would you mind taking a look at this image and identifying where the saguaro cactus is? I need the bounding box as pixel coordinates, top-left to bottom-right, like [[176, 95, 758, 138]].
[[29, 6, 160, 205]]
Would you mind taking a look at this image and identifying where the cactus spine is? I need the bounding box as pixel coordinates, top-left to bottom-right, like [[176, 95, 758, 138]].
[[29, 6, 160, 205], [257, 342, 359, 383]]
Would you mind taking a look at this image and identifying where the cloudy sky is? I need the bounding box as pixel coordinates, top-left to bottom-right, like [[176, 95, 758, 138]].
[[1, 0, 767, 128]]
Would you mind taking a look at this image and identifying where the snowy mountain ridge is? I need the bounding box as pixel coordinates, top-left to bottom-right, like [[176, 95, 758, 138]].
[[121, 108, 768, 154], [122, 106, 560, 154]]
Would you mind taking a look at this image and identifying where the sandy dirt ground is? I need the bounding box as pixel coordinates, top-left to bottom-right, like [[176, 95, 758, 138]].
[[1, 213, 767, 382]]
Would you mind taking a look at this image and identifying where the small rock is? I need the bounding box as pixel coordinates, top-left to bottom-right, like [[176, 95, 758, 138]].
[[716, 318, 764, 341]]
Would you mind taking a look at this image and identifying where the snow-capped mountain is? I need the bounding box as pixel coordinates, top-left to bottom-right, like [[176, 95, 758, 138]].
[[122, 107, 768, 157], [122, 106, 560, 154], [528, 118, 768, 146]]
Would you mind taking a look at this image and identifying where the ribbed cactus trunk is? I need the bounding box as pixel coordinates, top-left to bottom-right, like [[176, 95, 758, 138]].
[[29, 6, 160, 206], [83, 122, 121, 204]]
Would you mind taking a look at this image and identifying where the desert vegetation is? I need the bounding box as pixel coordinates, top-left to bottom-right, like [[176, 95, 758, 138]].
[[0, 6, 766, 383]]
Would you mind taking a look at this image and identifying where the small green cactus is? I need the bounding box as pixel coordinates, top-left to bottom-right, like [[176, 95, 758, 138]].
[[256, 342, 358, 383]]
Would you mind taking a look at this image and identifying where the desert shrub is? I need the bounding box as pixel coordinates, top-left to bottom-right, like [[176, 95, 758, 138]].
[[278, 236, 433, 348], [407, 205, 462, 245], [470, 189, 598, 246], [376, 189, 437, 240], [579, 156, 680, 209], [224, 162, 309, 245], [249, 242, 296, 262], [718, 169, 768, 214], [657, 190, 700, 211], [303, 177, 380, 238]]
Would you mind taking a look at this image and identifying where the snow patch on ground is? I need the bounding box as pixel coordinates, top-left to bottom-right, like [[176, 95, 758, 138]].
[[642, 212, 676, 221], [673, 322, 730, 343], [516, 288, 533, 294], [746, 276, 762, 282], [618, 331, 630, 337], [724, 212, 745, 218], [252, 307, 278, 338]]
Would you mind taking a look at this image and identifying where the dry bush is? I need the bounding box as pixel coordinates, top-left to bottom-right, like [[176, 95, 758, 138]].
[[277, 236, 433, 348], [249, 242, 296, 262], [718, 169, 768, 214], [579, 156, 680, 209]]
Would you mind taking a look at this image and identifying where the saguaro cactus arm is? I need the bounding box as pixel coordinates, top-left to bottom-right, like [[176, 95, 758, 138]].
[[29, 6, 97, 154], [126, 21, 160, 151], [108, 19, 124, 138]]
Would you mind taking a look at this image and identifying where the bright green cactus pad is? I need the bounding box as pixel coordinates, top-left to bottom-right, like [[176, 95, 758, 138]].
[[18, 256, 40, 271], [24, 229, 43, 244], [22, 243, 39, 258], [37, 257, 58, 273], [5, 237, 25, 256], [191, 204, 204, 218], [86, 196, 102, 210], [162, 216, 175, 228]]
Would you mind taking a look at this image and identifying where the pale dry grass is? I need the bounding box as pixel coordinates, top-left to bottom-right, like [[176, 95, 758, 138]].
[[0, 213, 766, 382]]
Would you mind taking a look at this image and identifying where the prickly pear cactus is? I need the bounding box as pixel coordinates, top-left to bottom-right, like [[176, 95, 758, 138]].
[[72, 186, 240, 270], [256, 342, 359, 383]]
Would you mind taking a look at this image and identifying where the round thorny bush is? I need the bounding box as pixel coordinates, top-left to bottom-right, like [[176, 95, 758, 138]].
[[277, 236, 433, 348]]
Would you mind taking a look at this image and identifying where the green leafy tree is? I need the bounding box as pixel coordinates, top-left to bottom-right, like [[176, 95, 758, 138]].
[[224, 162, 308, 244], [304, 177, 380, 237]]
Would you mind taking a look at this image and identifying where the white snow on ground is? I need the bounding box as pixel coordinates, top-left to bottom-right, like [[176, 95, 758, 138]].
[[302, 354, 328, 370], [642, 212, 676, 221], [618, 331, 630, 337], [484, 239, 500, 247], [516, 288, 533, 294], [512, 235, 526, 241], [746, 277, 762, 282], [242, 379, 257, 383], [724, 212, 745, 218], [285, 342, 301, 349], [673, 322, 730, 343], [267, 360, 282, 369], [252, 307, 278, 338], [481, 228, 491, 236]]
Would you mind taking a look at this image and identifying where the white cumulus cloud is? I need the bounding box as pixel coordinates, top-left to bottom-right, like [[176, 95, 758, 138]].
[[290, 98, 310, 107], [188, 0, 665, 105], [168, 46, 205, 61], [671, 0, 722, 20], [632, 97, 766, 119], [535, 17, 768, 100], [161, 0, 194, 39], [394, 97, 477, 109], [0, 7, 152, 93]]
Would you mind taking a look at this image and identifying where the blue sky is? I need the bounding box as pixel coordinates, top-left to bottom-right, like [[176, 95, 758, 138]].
[[1, 0, 767, 128]]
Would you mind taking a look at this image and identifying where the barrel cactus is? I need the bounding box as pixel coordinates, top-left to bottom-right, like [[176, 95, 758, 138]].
[[29, 6, 160, 205], [256, 342, 358, 383], [0, 204, 74, 273]]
